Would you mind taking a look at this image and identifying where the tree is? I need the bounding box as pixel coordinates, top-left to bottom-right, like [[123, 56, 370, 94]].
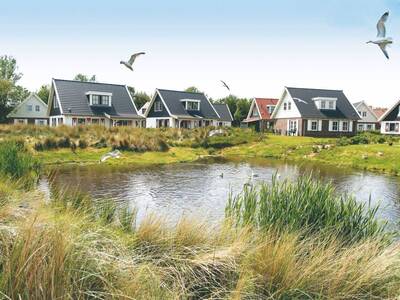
[[0, 55, 22, 84], [127, 86, 150, 109], [134, 91, 151, 109], [0, 56, 30, 123], [37, 84, 50, 103], [185, 86, 201, 93], [73, 74, 97, 82], [215, 95, 251, 126]]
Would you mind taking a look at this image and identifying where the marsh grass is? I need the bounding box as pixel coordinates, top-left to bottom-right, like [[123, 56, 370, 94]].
[[226, 175, 389, 243], [0, 140, 41, 188]]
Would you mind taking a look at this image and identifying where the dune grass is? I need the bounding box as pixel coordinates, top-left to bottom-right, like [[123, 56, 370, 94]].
[[0, 182, 399, 299]]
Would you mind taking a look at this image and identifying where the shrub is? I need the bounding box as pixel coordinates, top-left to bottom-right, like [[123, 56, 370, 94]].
[[225, 175, 388, 243], [57, 136, 71, 148], [336, 137, 350, 146], [78, 139, 88, 149], [43, 137, 58, 150]]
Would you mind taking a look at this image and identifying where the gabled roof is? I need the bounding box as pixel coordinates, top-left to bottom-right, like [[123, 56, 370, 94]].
[[373, 107, 387, 119], [7, 93, 48, 118], [244, 97, 278, 122], [49, 79, 142, 118], [273, 87, 360, 120], [353, 100, 378, 119], [378, 100, 400, 122], [148, 89, 220, 120], [213, 104, 233, 122], [255, 98, 278, 120]]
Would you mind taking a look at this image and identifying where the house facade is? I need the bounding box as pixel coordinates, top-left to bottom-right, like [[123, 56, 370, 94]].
[[7, 93, 48, 125], [379, 100, 400, 135], [243, 98, 278, 131], [47, 79, 144, 127], [145, 89, 220, 128], [271, 87, 360, 137], [213, 104, 233, 127], [353, 101, 381, 131]]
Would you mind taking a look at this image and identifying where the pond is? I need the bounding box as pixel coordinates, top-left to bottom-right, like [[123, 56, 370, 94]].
[[41, 158, 400, 229]]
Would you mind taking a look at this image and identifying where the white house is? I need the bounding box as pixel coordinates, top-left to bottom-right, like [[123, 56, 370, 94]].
[[379, 100, 400, 135], [7, 93, 48, 125], [353, 101, 380, 131]]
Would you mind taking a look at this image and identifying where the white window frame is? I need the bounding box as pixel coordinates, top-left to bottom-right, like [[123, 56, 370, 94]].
[[86, 91, 113, 107], [320, 101, 326, 109], [267, 105, 275, 114], [154, 101, 163, 112], [341, 121, 349, 132], [330, 120, 339, 131], [27, 105, 33, 112], [362, 111, 367, 117]]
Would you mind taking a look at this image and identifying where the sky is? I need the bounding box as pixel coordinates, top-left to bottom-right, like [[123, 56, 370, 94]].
[[1, 0, 400, 107]]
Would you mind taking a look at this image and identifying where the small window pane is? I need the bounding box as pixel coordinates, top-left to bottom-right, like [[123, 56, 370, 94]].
[[27, 105, 33, 111], [92, 95, 100, 105], [35, 105, 40, 112], [101, 95, 109, 106]]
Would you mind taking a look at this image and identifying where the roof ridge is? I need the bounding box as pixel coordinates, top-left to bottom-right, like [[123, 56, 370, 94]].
[[157, 88, 205, 95], [286, 86, 343, 92], [53, 78, 126, 87]]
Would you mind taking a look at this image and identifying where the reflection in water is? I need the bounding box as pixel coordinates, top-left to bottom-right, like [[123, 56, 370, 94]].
[[42, 159, 400, 228]]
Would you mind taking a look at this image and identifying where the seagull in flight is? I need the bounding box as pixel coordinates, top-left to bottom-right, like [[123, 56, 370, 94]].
[[120, 52, 146, 71], [100, 150, 121, 163], [220, 80, 230, 92], [293, 97, 308, 104], [367, 12, 393, 59]]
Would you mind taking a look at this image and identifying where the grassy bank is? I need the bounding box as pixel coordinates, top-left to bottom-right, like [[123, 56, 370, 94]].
[[0, 140, 399, 299], [223, 134, 400, 175], [1, 125, 400, 175]]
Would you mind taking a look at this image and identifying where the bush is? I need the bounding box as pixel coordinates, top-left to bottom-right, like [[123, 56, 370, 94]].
[[78, 139, 88, 149], [336, 137, 350, 146], [57, 136, 71, 148], [226, 175, 388, 243], [0, 140, 41, 187]]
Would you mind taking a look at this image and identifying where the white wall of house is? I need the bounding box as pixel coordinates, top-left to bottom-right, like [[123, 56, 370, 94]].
[[213, 120, 232, 127], [8, 94, 48, 119], [355, 102, 378, 123], [274, 92, 301, 119], [381, 121, 400, 135], [357, 123, 376, 131]]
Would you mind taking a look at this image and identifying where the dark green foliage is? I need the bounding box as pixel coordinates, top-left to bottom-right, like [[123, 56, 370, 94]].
[[78, 139, 88, 149], [226, 175, 388, 243]]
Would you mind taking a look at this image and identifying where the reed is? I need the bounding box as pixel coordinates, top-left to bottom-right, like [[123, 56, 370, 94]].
[[225, 175, 389, 243]]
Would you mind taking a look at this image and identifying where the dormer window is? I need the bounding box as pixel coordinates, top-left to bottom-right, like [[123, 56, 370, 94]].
[[313, 97, 337, 110], [86, 91, 112, 107], [180, 99, 200, 111]]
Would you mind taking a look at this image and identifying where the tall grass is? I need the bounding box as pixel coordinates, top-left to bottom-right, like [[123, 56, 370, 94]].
[[0, 140, 41, 188], [226, 175, 389, 243]]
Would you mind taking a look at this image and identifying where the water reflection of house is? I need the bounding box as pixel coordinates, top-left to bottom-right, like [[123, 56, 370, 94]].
[[47, 79, 145, 127], [243, 98, 278, 132], [144, 89, 221, 128]]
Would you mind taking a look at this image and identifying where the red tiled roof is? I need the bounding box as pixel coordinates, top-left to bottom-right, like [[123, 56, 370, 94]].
[[255, 98, 278, 120], [372, 107, 387, 118]]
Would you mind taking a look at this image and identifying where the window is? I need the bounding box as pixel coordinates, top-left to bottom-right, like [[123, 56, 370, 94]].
[[367, 124, 372, 130], [154, 101, 162, 112], [35, 105, 40, 112], [77, 118, 86, 125], [92, 95, 100, 105], [288, 102, 291, 110], [342, 121, 348, 131], [358, 111, 362, 116], [101, 95, 110, 106], [358, 124, 364, 131], [386, 122, 399, 132], [186, 101, 199, 110], [283, 103, 287, 110], [267, 105, 275, 114], [53, 95, 58, 108], [332, 121, 338, 131], [142, 108, 146, 114], [311, 121, 318, 131], [91, 119, 99, 124], [27, 105, 33, 112], [328, 101, 334, 109], [321, 101, 326, 109], [362, 111, 367, 117]]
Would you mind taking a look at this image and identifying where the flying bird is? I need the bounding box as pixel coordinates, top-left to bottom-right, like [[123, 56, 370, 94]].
[[100, 150, 122, 163], [120, 52, 146, 71], [220, 80, 230, 91], [293, 97, 308, 104], [367, 11, 393, 59]]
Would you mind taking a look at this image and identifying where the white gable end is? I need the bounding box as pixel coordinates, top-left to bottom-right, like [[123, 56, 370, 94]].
[[8, 94, 48, 118], [274, 90, 301, 119]]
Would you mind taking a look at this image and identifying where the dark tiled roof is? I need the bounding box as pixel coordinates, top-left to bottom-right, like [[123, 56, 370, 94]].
[[157, 89, 219, 120], [53, 79, 141, 118], [213, 104, 233, 122], [287, 87, 360, 120]]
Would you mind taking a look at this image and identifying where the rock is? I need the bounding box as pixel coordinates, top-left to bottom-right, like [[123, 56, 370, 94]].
[[377, 152, 384, 157]]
